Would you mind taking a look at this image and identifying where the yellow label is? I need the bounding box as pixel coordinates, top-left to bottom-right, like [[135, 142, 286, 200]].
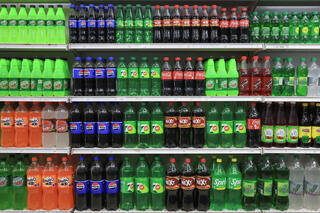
[[302, 27, 309, 34], [299, 126, 311, 143], [312, 126, 320, 139], [295, 27, 299, 34], [314, 27, 319, 34]]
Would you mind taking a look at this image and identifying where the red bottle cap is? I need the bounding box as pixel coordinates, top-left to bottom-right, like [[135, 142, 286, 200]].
[[211, 5, 217, 9], [221, 8, 227, 12], [47, 157, 53, 162], [155, 5, 161, 9], [174, 5, 180, 8], [242, 8, 248, 11], [62, 157, 68, 162], [264, 56, 271, 60], [252, 56, 259, 60], [58, 102, 64, 104], [186, 57, 192, 61], [185, 158, 191, 163], [163, 57, 169, 61], [183, 5, 189, 8], [196, 101, 201, 105], [241, 56, 247, 60], [202, 5, 208, 9], [197, 57, 203, 61], [251, 102, 256, 106], [181, 102, 187, 105], [164, 5, 170, 8], [32, 157, 37, 162], [175, 57, 181, 61], [201, 158, 206, 163], [193, 5, 198, 8], [18, 101, 25, 104], [4, 101, 11, 104], [170, 158, 176, 163], [33, 102, 40, 104], [231, 8, 237, 12], [168, 102, 174, 105]]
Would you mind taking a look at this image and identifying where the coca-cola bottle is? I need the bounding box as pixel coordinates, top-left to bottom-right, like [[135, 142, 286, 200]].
[[181, 5, 191, 42], [181, 158, 195, 211], [195, 57, 205, 96], [239, 8, 250, 43], [192, 102, 205, 148], [178, 102, 191, 148], [196, 158, 210, 211], [164, 102, 178, 148], [172, 5, 181, 43], [219, 8, 229, 43], [165, 158, 179, 211], [209, 5, 219, 43], [162, 57, 173, 96], [173, 57, 184, 96], [184, 57, 194, 96], [153, 5, 162, 43], [162, 5, 172, 43], [191, 5, 200, 43], [247, 102, 261, 147], [200, 5, 209, 43], [229, 8, 239, 43], [239, 56, 250, 96]]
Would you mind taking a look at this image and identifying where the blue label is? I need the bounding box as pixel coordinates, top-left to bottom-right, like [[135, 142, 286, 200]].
[[97, 20, 106, 28], [111, 122, 123, 134], [95, 68, 105, 78], [84, 122, 96, 134], [84, 68, 95, 79], [106, 179, 119, 194], [75, 180, 89, 194], [69, 19, 77, 28], [73, 68, 83, 79], [107, 68, 116, 78], [90, 180, 104, 194], [87, 19, 96, 28], [106, 19, 115, 28], [78, 20, 87, 28], [70, 122, 82, 134], [97, 121, 110, 134]]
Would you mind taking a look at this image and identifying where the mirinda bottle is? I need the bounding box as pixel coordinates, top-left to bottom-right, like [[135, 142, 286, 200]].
[[42, 157, 58, 210], [29, 102, 42, 147], [58, 157, 74, 210], [14, 101, 29, 147], [27, 157, 42, 210], [1, 102, 15, 147]]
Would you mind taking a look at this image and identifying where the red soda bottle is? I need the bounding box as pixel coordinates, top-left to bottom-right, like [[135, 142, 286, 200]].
[[238, 56, 250, 96], [261, 56, 272, 96], [250, 56, 261, 96], [229, 8, 239, 43], [219, 8, 229, 43]]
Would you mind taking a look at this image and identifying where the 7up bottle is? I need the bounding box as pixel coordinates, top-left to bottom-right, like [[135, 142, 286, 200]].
[[123, 103, 137, 148], [151, 103, 164, 148], [128, 57, 138, 96], [206, 103, 220, 148], [120, 157, 134, 210], [220, 103, 234, 148], [139, 57, 150, 96], [226, 158, 242, 210], [135, 157, 149, 210], [150, 157, 165, 210], [137, 102, 150, 148]]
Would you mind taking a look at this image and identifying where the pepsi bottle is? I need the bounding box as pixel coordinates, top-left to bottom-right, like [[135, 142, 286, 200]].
[[90, 157, 104, 211], [70, 102, 83, 148], [84, 57, 95, 96], [69, 4, 78, 43], [88, 4, 97, 43], [78, 4, 87, 43], [75, 156, 89, 210], [72, 57, 84, 96], [105, 156, 120, 210], [84, 102, 97, 147], [106, 57, 117, 96], [95, 57, 106, 96], [97, 102, 111, 148], [97, 5, 106, 43], [111, 102, 123, 148], [106, 4, 116, 43]]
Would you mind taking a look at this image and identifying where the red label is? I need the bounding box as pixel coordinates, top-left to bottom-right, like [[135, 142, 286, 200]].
[[165, 176, 180, 190], [181, 19, 190, 27], [184, 71, 194, 80], [178, 117, 191, 128], [262, 76, 273, 92], [56, 120, 68, 133], [181, 176, 195, 190], [251, 77, 261, 92], [163, 19, 171, 27], [239, 77, 250, 92], [172, 19, 181, 26], [247, 119, 261, 130], [229, 20, 239, 28], [165, 116, 177, 128], [191, 19, 200, 27], [196, 176, 211, 190], [195, 71, 205, 80], [153, 19, 162, 27], [239, 68, 249, 77], [240, 19, 249, 27], [161, 71, 172, 80], [192, 116, 205, 128], [251, 67, 260, 76], [210, 19, 219, 27], [261, 68, 272, 77], [42, 119, 55, 132], [220, 20, 229, 28], [173, 71, 183, 80], [201, 19, 209, 27]]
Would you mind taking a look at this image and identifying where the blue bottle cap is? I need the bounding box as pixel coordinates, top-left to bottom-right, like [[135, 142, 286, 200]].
[[73, 102, 78, 105], [87, 102, 93, 105], [98, 102, 106, 105], [99, 4, 104, 8], [80, 4, 85, 8], [109, 156, 114, 161], [89, 4, 95, 7], [108, 4, 114, 7], [94, 157, 99, 161], [70, 4, 75, 8], [75, 57, 82, 61], [79, 156, 84, 161], [108, 57, 114, 61], [113, 102, 119, 105], [85, 57, 92, 61], [97, 57, 105, 61]]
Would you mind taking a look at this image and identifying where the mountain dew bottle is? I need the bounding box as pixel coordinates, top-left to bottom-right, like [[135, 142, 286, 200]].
[[12, 160, 27, 210], [220, 103, 234, 148], [0, 159, 12, 210], [36, 6, 46, 44], [53, 59, 65, 96], [0, 59, 9, 96], [28, 6, 37, 44], [206, 103, 220, 148], [117, 57, 128, 96], [19, 59, 31, 96], [42, 59, 54, 96], [151, 57, 161, 96], [31, 59, 43, 96], [17, 5, 27, 44], [135, 157, 149, 210], [150, 103, 164, 148], [124, 103, 137, 148], [205, 57, 217, 96], [226, 158, 242, 210], [8, 5, 18, 43], [296, 57, 308, 96], [227, 58, 239, 96], [0, 5, 9, 43], [8, 58, 20, 96], [150, 157, 165, 210], [46, 6, 56, 44], [216, 58, 228, 96], [55, 5, 66, 44], [120, 157, 134, 210], [139, 57, 150, 96], [116, 5, 124, 43]]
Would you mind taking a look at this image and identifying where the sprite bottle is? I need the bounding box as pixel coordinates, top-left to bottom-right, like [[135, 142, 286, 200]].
[[144, 5, 153, 43], [226, 158, 242, 210], [280, 11, 290, 43], [210, 158, 226, 210], [124, 103, 137, 148], [261, 11, 271, 43], [134, 4, 143, 43], [135, 156, 149, 210], [120, 157, 134, 210], [258, 155, 273, 210], [139, 57, 151, 96], [206, 103, 220, 148], [242, 156, 258, 210], [137, 102, 150, 148], [151, 57, 161, 96], [220, 103, 234, 148], [274, 156, 289, 211], [150, 103, 164, 148], [271, 12, 280, 43], [150, 157, 165, 210], [250, 11, 260, 43], [128, 57, 138, 96], [272, 57, 283, 96], [310, 12, 320, 43], [289, 12, 300, 43], [282, 57, 295, 96], [300, 11, 309, 43], [234, 103, 246, 148], [296, 57, 308, 96]]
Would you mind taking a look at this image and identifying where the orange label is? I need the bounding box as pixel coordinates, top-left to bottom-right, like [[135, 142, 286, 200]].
[[27, 175, 42, 188], [29, 116, 41, 128], [15, 116, 28, 127], [58, 175, 73, 188], [178, 117, 191, 128], [42, 175, 57, 187], [192, 116, 206, 128], [1, 116, 14, 127]]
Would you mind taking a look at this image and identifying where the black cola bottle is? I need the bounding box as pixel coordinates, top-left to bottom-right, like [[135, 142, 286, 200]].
[[184, 57, 194, 96], [196, 158, 210, 211], [75, 156, 89, 210], [178, 102, 191, 148], [111, 102, 123, 148], [153, 5, 162, 43], [70, 102, 83, 148], [239, 7, 250, 43], [247, 102, 261, 147], [95, 57, 106, 96], [181, 158, 195, 211], [165, 158, 180, 211], [84, 102, 97, 148], [88, 4, 97, 43], [209, 5, 219, 43], [162, 5, 172, 43], [172, 5, 181, 43], [192, 102, 205, 148], [72, 57, 84, 96], [200, 5, 209, 43], [173, 57, 184, 96], [164, 102, 178, 148], [97, 102, 111, 148], [97, 5, 106, 43], [229, 8, 239, 43], [90, 157, 103, 211], [219, 8, 229, 43], [195, 57, 205, 96], [181, 5, 191, 43], [105, 156, 120, 210], [191, 5, 200, 43], [162, 57, 173, 96]]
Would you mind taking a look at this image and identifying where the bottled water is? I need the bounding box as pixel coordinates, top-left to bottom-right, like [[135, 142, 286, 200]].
[[304, 156, 320, 210], [289, 155, 304, 210], [307, 58, 320, 96]]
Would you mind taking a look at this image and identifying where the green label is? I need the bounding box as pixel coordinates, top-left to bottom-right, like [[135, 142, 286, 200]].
[[46, 20, 54, 26], [234, 120, 246, 134], [311, 27, 319, 36], [135, 177, 149, 193], [0, 176, 8, 187], [258, 178, 273, 196], [220, 121, 233, 134], [290, 26, 299, 36], [18, 20, 27, 26], [117, 68, 127, 78], [212, 177, 226, 190], [273, 77, 281, 86], [134, 20, 143, 28], [64, 79, 69, 90], [207, 121, 219, 134], [151, 121, 163, 134], [276, 179, 289, 197], [124, 121, 136, 134], [53, 79, 64, 91], [206, 79, 215, 90], [43, 79, 53, 90], [20, 79, 30, 90], [28, 20, 36, 26], [271, 27, 280, 36], [218, 78, 228, 89], [139, 68, 150, 78], [274, 125, 286, 143], [243, 180, 257, 197], [128, 68, 138, 79], [125, 20, 134, 27], [150, 177, 164, 194], [262, 125, 274, 143], [117, 20, 124, 28], [281, 27, 289, 36], [0, 79, 8, 90], [287, 126, 298, 143], [228, 78, 238, 89], [227, 177, 241, 190], [9, 79, 19, 90], [56, 20, 65, 26], [37, 20, 45, 26], [144, 19, 153, 28], [284, 77, 295, 86], [138, 121, 150, 135], [262, 27, 270, 36], [301, 26, 309, 35], [151, 68, 161, 78], [252, 27, 259, 36], [298, 77, 308, 86], [120, 177, 134, 193]]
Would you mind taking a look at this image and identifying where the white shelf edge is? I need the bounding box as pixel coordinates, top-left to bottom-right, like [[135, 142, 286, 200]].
[[0, 96, 69, 102], [0, 44, 68, 50], [0, 147, 70, 154], [0, 210, 71, 213], [262, 96, 320, 102], [262, 148, 320, 154]]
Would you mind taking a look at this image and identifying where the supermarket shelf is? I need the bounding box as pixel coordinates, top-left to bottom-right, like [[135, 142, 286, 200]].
[[0, 147, 70, 154], [262, 148, 320, 154], [258, 0, 320, 6], [262, 96, 320, 102], [0, 96, 69, 102], [0, 211, 72, 213], [262, 210, 319, 213], [75, 210, 260, 213], [72, 0, 257, 5], [264, 43, 320, 51], [0, 44, 68, 51]]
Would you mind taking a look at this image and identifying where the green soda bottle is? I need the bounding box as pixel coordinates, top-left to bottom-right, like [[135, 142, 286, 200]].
[[227, 58, 239, 96], [8, 58, 20, 96], [120, 157, 134, 210], [124, 103, 137, 148], [234, 104, 247, 148], [274, 156, 289, 211], [258, 155, 273, 210], [250, 11, 260, 42], [134, 4, 143, 43], [226, 158, 242, 210], [8, 5, 18, 43], [0, 58, 9, 96], [216, 58, 228, 96], [36, 5, 46, 44], [46, 5, 56, 44], [124, 4, 134, 43], [280, 11, 290, 43], [300, 11, 309, 43], [53, 59, 65, 96], [0, 158, 12, 210], [282, 57, 295, 96], [310, 12, 319, 43], [128, 57, 139, 96], [42, 59, 54, 96], [151, 57, 161, 96], [150, 157, 165, 210], [116, 4, 125, 43], [289, 12, 300, 43], [150, 103, 164, 148], [261, 11, 271, 43], [296, 57, 308, 96], [19, 59, 31, 96], [271, 57, 283, 96], [210, 158, 226, 210], [27, 6, 37, 44], [242, 156, 258, 211], [55, 5, 66, 44], [220, 103, 234, 148], [144, 5, 153, 43], [137, 102, 150, 148], [17, 5, 27, 44], [63, 59, 70, 96], [271, 12, 280, 43], [205, 57, 216, 96], [139, 57, 151, 96], [135, 156, 149, 210], [31, 59, 43, 96], [117, 57, 128, 96], [12, 160, 27, 210], [206, 103, 220, 148], [0, 5, 8, 43]]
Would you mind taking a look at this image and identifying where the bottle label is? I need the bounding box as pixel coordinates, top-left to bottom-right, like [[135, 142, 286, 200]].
[[301, 27, 309, 36], [262, 76, 273, 92], [162, 19, 171, 27], [151, 177, 164, 194], [281, 27, 289, 36], [18, 20, 27, 26], [124, 121, 136, 134], [287, 126, 298, 143], [305, 181, 320, 196], [161, 71, 172, 80], [262, 125, 274, 143], [151, 121, 163, 134], [9, 79, 19, 90], [70, 122, 82, 134], [252, 27, 260, 37], [1, 117, 13, 128], [312, 27, 320, 36], [151, 68, 161, 78], [172, 19, 181, 26], [180, 176, 195, 190], [106, 19, 115, 28], [247, 119, 261, 130], [125, 20, 134, 28], [95, 68, 105, 79], [210, 18, 219, 27], [290, 181, 303, 195], [13, 176, 25, 187], [192, 116, 205, 128], [84, 122, 96, 134], [312, 126, 320, 141], [212, 177, 226, 190], [165, 176, 180, 190], [290, 26, 299, 36], [184, 71, 194, 80], [42, 120, 55, 132], [90, 180, 104, 194], [274, 125, 286, 143], [242, 180, 256, 197], [257, 178, 272, 196], [43, 175, 56, 187], [139, 68, 150, 78], [298, 77, 308, 86], [195, 71, 205, 80], [69, 19, 77, 28], [9, 20, 17, 26], [27, 175, 41, 188], [58, 175, 73, 188], [138, 121, 150, 135], [191, 18, 200, 27], [0, 20, 7, 26], [120, 177, 134, 193], [206, 79, 215, 90], [153, 19, 162, 27], [53, 79, 64, 91], [0, 79, 8, 90], [56, 20, 65, 26], [262, 27, 270, 37], [227, 177, 241, 190], [111, 121, 123, 134], [218, 78, 228, 89], [128, 68, 138, 79], [135, 177, 149, 193], [43, 79, 52, 91], [220, 121, 233, 134], [229, 20, 239, 28], [0, 176, 8, 187], [207, 121, 219, 134], [228, 78, 238, 90], [106, 179, 119, 194], [165, 116, 177, 128], [96, 19, 106, 28], [87, 19, 96, 28], [240, 19, 249, 27], [178, 116, 191, 128], [220, 20, 229, 28], [46, 20, 54, 26], [15, 116, 28, 127], [144, 19, 153, 28], [37, 20, 45, 26], [234, 120, 246, 134], [271, 27, 280, 37], [275, 179, 289, 197], [107, 68, 116, 79], [75, 180, 89, 194], [181, 19, 190, 27], [64, 79, 69, 91], [299, 126, 311, 143], [73, 68, 83, 79], [29, 116, 41, 128], [196, 176, 211, 190], [97, 121, 110, 134], [201, 19, 209, 27], [30, 79, 42, 91], [20, 79, 30, 90], [84, 68, 94, 79], [117, 68, 127, 79], [173, 71, 183, 80], [117, 20, 124, 28]]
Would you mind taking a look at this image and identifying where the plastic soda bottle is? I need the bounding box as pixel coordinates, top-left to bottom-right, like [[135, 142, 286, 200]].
[[46, 6, 56, 44], [307, 57, 320, 96], [137, 102, 150, 148], [42, 157, 58, 210], [289, 12, 300, 43], [0, 5, 9, 43], [261, 11, 271, 42], [242, 156, 257, 210], [14, 102, 29, 147], [53, 59, 65, 96], [271, 12, 280, 43], [117, 57, 127, 96], [226, 158, 242, 210], [55, 5, 66, 44], [42, 59, 54, 96], [8, 5, 18, 43], [128, 57, 138, 96], [31, 59, 43, 96], [58, 157, 74, 210], [27, 6, 37, 44], [139, 57, 151, 96], [123, 103, 137, 148], [135, 156, 149, 210], [151, 57, 161, 96], [0, 158, 12, 210], [261, 56, 272, 96], [210, 158, 226, 210], [304, 156, 320, 210], [227, 58, 239, 96], [29, 102, 42, 147], [280, 12, 290, 43], [20, 58, 31, 96], [310, 12, 319, 43], [299, 103, 312, 147], [150, 103, 164, 148], [116, 4, 124, 43], [205, 57, 216, 96], [274, 102, 287, 147], [282, 57, 295, 96], [1, 102, 15, 147], [220, 103, 234, 148], [272, 57, 282, 96], [120, 157, 134, 210], [206, 103, 220, 148], [36, 5, 46, 44], [27, 157, 42, 210], [300, 12, 309, 43], [288, 155, 304, 210], [261, 102, 274, 147], [134, 4, 143, 43], [234, 103, 246, 148], [250, 11, 260, 42], [296, 57, 308, 96], [150, 157, 165, 210], [216, 58, 228, 96], [124, 4, 134, 43], [12, 159, 27, 210], [144, 5, 153, 43], [258, 155, 273, 209], [17, 5, 27, 43], [274, 156, 289, 210], [8, 58, 20, 96], [0, 58, 9, 96]]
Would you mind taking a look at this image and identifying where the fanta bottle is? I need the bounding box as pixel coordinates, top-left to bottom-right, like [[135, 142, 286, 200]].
[[27, 157, 42, 210], [42, 157, 58, 210], [14, 102, 29, 147], [1, 102, 15, 147], [29, 102, 42, 147], [58, 157, 74, 210]]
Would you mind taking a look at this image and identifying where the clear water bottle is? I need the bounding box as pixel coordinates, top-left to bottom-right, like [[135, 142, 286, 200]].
[[308, 58, 320, 96], [289, 155, 304, 210], [304, 156, 320, 210]]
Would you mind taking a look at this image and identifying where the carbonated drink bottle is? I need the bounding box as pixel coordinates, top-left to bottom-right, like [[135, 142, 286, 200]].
[[139, 57, 151, 96], [0, 58, 9, 96], [0, 5, 8, 44], [8, 5, 17, 43], [227, 57, 239, 96], [164, 102, 177, 147], [0, 158, 12, 209], [41, 102, 55, 147], [313, 103, 320, 147], [29, 102, 42, 147], [200, 5, 209, 43], [250, 11, 260, 42], [106, 57, 117, 96], [238, 56, 249, 96], [117, 57, 128, 96], [308, 57, 320, 96], [105, 156, 119, 210], [261, 102, 274, 147], [274, 102, 287, 147], [111, 102, 123, 148], [135, 157, 149, 210], [205, 57, 217, 96], [165, 158, 179, 211], [58, 157, 74, 210], [280, 12, 290, 43], [242, 156, 257, 210], [271, 12, 280, 43], [42, 157, 57, 210], [97, 102, 110, 148], [162, 5, 171, 43], [19, 58, 31, 96], [216, 58, 228, 96], [128, 57, 138, 96], [250, 56, 261, 95], [144, 5, 153, 43], [300, 12, 309, 43], [153, 5, 162, 43], [289, 12, 300, 43], [206, 103, 219, 147], [27, 157, 42, 210], [90, 157, 103, 211], [287, 102, 299, 147], [151, 57, 161, 96], [28, 6, 37, 43], [191, 5, 200, 43], [296, 57, 308, 96], [230, 8, 239, 43], [181, 158, 195, 211], [124, 103, 137, 148], [106, 4, 116, 43], [55, 5, 66, 44], [274, 156, 289, 210], [211, 158, 226, 210], [196, 158, 210, 211], [220, 103, 233, 148], [75, 157, 89, 210], [95, 57, 106, 96], [151, 103, 164, 148], [137, 102, 150, 148], [181, 5, 191, 43], [124, 4, 134, 43], [299, 103, 311, 147], [70, 102, 83, 148], [240, 8, 249, 42], [36, 6, 46, 44], [72, 57, 84, 96], [1, 102, 15, 147], [271, 57, 282, 96], [12, 159, 27, 210], [220, 8, 229, 43], [304, 156, 320, 210], [31, 59, 43, 96], [84, 102, 96, 148], [84, 57, 95, 96], [14, 101, 29, 147], [288, 155, 304, 210], [282, 57, 295, 96], [173, 57, 184, 96], [46, 6, 56, 43], [184, 57, 194, 96], [150, 157, 165, 210], [261, 11, 271, 42], [258, 155, 273, 210], [69, 4, 78, 43], [261, 56, 272, 96], [178, 102, 191, 147], [209, 5, 219, 42], [226, 158, 242, 210], [172, 5, 181, 43], [192, 102, 205, 148], [53, 59, 66, 97], [162, 57, 173, 96], [134, 4, 143, 43], [120, 157, 134, 210], [234, 104, 246, 148], [116, 4, 124, 43], [247, 102, 261, 147], [87, 4, 97, 43], [17, 5, 27, 44], [8, 58, 20, 96], [195, 57, 205, 96]]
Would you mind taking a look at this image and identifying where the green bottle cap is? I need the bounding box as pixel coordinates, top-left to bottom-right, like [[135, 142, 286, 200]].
[[124, 157, 129, 160], [136, 4, 142, 7], [119, 57, 125, 61], [300, 57, 306, 62], [274, 57, 281, 61], [153, 57, 159, 60], [252, 11, 258, 15], [311, 57, 317, 62], [126, 4, 132, 7], [154, 156, 160, 161], [302, 11, 308, 15], [282, 11, 288, 15], [141, 57, 147, 61], [248, 156, 253, 160], [312, 11, 318, 15], [272, 11, 278, 15], [130, 57, 136, 60], [292, 11, 298, 15], [117, 4, 123, 8], [264, 11, 270, 15], [139, 156, 144, 160], [287, 57, 293, 62]]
